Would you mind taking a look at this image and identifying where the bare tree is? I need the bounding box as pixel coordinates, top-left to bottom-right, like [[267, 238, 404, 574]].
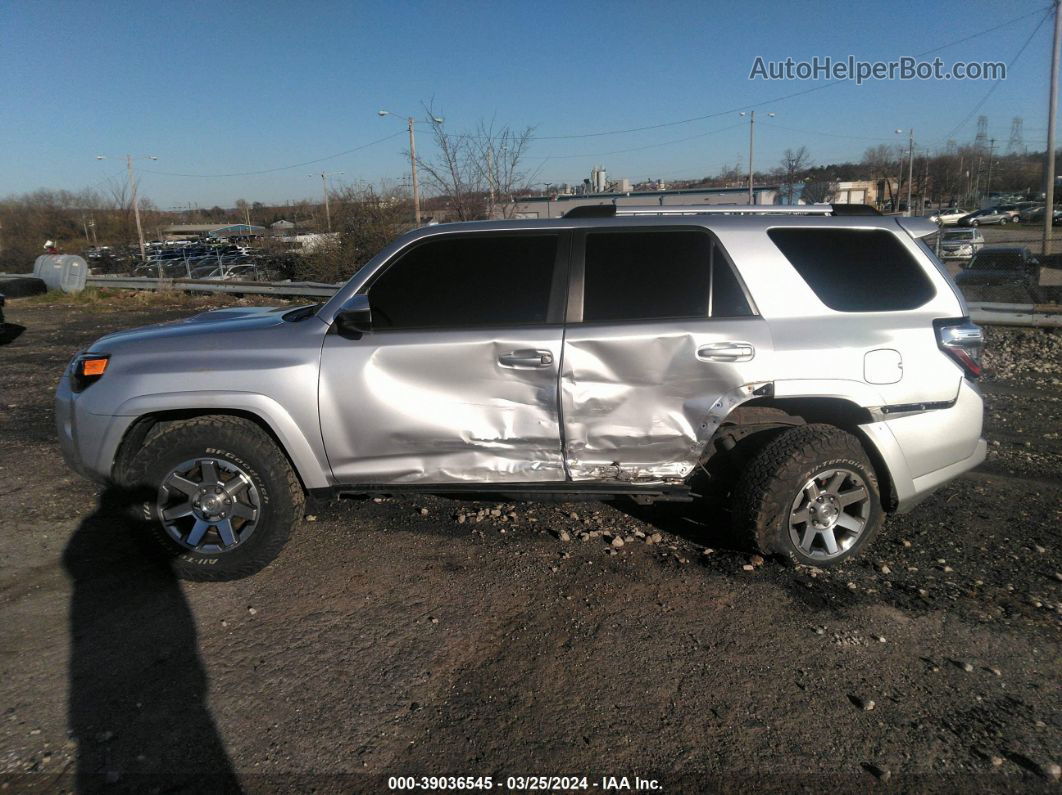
[[416, 103, 535, 220], [779, 146, 811, 204], [801, 180, 836, 204], [862, 144, 904, 210]]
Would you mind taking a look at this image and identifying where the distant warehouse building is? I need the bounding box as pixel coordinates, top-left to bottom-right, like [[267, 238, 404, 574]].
[[507, 185, 780, 219], [162, 223, 267, 241]]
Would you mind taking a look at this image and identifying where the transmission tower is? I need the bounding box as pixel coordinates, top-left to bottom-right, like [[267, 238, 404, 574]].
[[1006, 117, 1025, 154], [974, 115, 989, 150]]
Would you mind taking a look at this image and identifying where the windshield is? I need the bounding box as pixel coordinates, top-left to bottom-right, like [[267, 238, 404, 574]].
[[944, 231, 974, 240]]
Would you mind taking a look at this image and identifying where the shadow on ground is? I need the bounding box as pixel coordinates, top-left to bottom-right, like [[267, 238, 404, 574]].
[[62, 485, 242, 792], [0, 323, 26, 346]]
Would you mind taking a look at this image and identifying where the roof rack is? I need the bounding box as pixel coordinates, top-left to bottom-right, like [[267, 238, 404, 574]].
[[563, 203, 881, 219]]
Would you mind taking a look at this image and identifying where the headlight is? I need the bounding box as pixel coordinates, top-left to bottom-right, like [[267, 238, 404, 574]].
[[71, 354, 110, 392]]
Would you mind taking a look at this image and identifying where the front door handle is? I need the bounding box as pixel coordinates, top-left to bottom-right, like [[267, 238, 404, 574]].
[[697, 341, 755, 362], [498, 349, 554, 368]]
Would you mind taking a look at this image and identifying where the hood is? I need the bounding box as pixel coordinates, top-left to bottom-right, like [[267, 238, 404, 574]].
[[89, 305, 294, 352]]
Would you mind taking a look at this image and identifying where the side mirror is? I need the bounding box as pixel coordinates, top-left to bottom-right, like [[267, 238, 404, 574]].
[[334, 295, 372, 338]]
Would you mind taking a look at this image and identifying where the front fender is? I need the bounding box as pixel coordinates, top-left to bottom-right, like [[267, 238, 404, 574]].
[[105, 391, 332, 489]]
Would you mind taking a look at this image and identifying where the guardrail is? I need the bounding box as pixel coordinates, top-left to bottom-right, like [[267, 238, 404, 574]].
[[967, 301, 1062, 328], [84, 275, 340, 298]]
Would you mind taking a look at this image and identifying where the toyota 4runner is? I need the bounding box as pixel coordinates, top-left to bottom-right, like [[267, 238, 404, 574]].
[[56, 204, 986, 579]]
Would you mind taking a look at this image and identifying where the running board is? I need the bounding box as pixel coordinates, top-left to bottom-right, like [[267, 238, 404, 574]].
[[318, 481, 695, 503]]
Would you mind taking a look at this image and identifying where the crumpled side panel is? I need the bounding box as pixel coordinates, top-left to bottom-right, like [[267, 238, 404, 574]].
[[560, 320, 773, 481], [319, 329, 566, 484]]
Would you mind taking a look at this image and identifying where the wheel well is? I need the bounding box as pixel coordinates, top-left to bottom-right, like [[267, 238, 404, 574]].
[[710, 396, 897, 512], [112, 409, 308, 494]]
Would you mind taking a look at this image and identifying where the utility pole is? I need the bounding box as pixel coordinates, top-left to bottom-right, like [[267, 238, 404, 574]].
[[310, 172, 343, 233], [408, 116, 421, 226], [127, 154, 147, 261], [747, 111, 756, 204], [1044, 0, 1061, 256], [922, 151, 930, 214], [379, 110, 442, 226], [906, 129, 914, 217], [322, 174, 331, 232], [985, 138, 997, 203], [957, 155, 964, 206], [486, 145, 496, 218]]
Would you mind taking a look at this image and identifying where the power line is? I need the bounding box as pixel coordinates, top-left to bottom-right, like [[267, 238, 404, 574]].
[[538, 121, 748, 159], [756, 121, 898, 143], [141, 131, 405, 178], [524, 4, 1054, 142], [941, 5, 1054, 142], [114, 5, 1055, 181]]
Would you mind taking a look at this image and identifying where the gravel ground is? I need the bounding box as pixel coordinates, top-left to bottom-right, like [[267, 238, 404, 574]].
[[0, 298, 1059, 793]]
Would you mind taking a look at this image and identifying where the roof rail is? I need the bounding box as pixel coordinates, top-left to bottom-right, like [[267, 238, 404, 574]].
[[564, 203, 881, 218]]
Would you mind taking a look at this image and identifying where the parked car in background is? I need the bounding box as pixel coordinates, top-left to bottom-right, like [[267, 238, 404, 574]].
[[1019, 204, 1046, 223], [934, 208, 972, 226], [958, 208, 1011, 226], [1021, 206, 1062, 225], [955, 246, 1038, 289], [939, 228, 984, 260]]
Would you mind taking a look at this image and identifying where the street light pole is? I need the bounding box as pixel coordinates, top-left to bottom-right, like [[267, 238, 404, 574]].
[[1044, 0, 1061, 256], [740, 111, 774, 204], [906, 130, 914, 217], [127, 154, 147, 260]]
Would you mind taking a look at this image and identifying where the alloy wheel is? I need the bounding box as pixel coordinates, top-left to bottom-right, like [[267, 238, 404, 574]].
[[157, 457, 261, 553], [788, 468, 871, 561]]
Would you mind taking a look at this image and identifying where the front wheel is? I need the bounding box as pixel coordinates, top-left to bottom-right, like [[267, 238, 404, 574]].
[[124, 415, 304, 580], [731, 424, 883, 567]]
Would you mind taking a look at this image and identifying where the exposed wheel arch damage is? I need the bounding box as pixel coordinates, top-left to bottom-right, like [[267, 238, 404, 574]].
[[708, 394, 897, 513]]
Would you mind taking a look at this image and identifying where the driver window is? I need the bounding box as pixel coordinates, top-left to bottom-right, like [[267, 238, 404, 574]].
[[368, 234, 558, 330]]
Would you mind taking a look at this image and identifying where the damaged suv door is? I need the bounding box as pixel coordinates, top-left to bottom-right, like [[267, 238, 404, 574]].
[[318, 231, 571, 484], [561, 227, 773, 481]]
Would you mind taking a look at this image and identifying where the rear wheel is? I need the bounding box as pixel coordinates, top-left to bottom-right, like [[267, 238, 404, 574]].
[[732, 424, 883, 567], [124, 415, 304, 580]]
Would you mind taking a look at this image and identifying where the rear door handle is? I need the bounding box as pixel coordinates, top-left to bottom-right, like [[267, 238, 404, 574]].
[[697, 342, 755, 362], [498, 349, 554, 368]]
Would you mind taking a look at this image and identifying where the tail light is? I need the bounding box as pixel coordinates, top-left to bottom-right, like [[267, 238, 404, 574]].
[[934, 318, 983, 379]]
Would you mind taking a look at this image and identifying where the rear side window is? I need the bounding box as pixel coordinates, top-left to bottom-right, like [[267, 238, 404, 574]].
[[767, 228, 935, 311], [582, 230, 752, 321], [369, 234, 557, 329], [970, 253, 1025, 271]]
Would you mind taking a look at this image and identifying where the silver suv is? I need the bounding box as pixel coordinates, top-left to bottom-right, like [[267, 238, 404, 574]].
[[56, 205, 986, 579]]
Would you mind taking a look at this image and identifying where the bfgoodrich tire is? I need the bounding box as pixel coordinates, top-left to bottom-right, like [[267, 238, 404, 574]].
[[124, 415, 304, 580], [732, 424, 883, 567]]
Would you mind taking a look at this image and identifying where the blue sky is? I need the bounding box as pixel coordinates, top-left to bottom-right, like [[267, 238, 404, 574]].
[[0, 0, 1057, 207]]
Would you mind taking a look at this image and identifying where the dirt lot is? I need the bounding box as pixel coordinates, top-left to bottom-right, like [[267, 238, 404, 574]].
[[0, 294, 1059, 792]]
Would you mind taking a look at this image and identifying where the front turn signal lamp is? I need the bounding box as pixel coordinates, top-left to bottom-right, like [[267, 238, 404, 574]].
[[71, 354, 110, 392]]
